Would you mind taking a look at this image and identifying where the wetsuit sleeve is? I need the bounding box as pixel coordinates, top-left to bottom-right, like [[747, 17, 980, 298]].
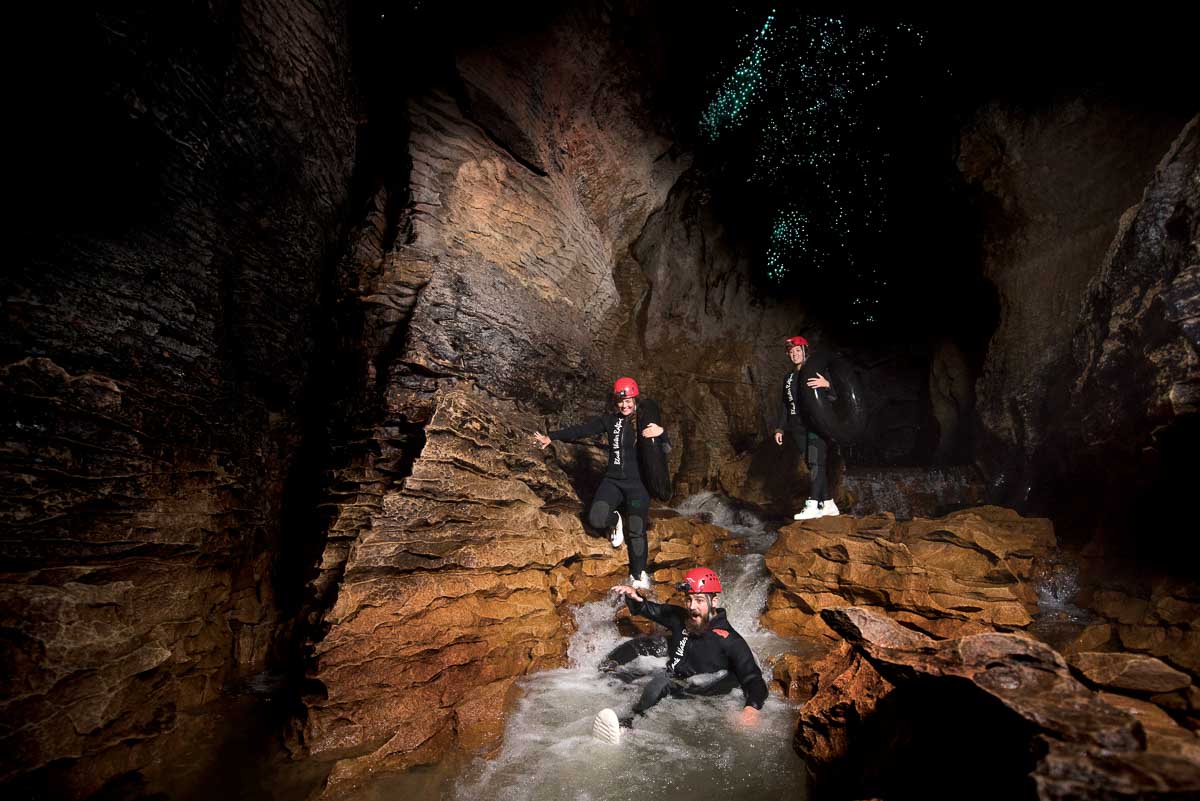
[[625, 596, 685, 630], [771, 375, 786, 433], [725, 635, 769, 709], [548, 416, 606, 441]]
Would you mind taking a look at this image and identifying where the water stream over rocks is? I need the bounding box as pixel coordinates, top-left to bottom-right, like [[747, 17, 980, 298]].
[[365, 493, 807, 801]]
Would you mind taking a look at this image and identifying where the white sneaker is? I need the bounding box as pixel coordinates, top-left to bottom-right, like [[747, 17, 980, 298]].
[[819, 500, 841, 517], [592, 708, 621, 744], [629, 571, 650, 590], [610, 512, 624, 548], [794, 499, 821, 520]]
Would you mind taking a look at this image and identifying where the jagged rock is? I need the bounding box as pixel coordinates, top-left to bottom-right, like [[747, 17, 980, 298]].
[[798, 607, 1200, 801], [303, 383, 731, 794], [961, 100, 1195, 515], [1074, 576, 1200, 679], [762, 506, 1055, 640], [0, 1, 356, 795], [1070, 652, 1192, 694], [1097, 693, 1200, 762]]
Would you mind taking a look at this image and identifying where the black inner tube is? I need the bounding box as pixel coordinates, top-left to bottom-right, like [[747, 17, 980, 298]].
[[800, 359, 868, 443]]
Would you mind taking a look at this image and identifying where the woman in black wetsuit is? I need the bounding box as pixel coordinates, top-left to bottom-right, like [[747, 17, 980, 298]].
[[772, 335, 840, 519], [532, 377, 663, 589]]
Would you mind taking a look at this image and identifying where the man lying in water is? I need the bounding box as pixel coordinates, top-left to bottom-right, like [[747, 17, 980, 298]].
[[592, 567, 768, 744]]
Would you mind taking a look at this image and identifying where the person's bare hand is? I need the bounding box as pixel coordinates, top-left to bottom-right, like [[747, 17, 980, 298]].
[[641, 423, 664, 438], [737, 706, 761, 727], [611, 585, 643, 602], [774, 431, 783, 446], [806, 373, 830, 390], [532, 432, 551, 449]]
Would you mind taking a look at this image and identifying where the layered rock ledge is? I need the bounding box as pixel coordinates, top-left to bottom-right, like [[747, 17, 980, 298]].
[[798, 607, 1200, 801], [762, 506, 1056, 641]]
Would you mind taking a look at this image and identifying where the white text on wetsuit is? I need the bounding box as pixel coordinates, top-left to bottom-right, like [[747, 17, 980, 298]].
[[667, 633, 688, 673], [785, 372, 796, 417], [612, 417, 623, 466]]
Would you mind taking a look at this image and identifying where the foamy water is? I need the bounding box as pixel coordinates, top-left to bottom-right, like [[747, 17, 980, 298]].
[[446, 493, 806, 801]]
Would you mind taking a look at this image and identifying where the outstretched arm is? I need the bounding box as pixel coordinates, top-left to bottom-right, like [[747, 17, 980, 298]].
[[726, 636, 769, 711], [541, 416, 607, 443], [611, 585, 684, 629]]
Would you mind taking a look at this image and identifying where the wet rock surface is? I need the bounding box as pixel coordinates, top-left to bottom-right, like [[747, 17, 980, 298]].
[[762, 506, 1056, 640], [303, 385, 732, 794], [841, 465, 987, 519], [799, 607, 1200, 801], [1074, 574, 1200, 681]]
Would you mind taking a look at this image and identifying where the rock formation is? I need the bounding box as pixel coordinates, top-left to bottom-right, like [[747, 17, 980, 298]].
[[962, 103, 1198, 533], [2, 1, 356, 796], [797, 607, 1200, 801], [762, 506, 1056, 641]]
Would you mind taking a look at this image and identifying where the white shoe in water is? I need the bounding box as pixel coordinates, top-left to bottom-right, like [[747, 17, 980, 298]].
[[629, 571, 650, 590], [593, 708, 621, 744], [610, 512, 624, 548]]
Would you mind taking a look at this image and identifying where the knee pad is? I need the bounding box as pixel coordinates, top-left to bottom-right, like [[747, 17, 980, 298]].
[[626, 515, 646, 537], [588, 501, 613, 531]]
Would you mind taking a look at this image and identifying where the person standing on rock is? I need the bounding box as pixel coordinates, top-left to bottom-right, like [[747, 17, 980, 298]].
[[773, 335, 840, 519], [591, 567, 768, 744], [533, 377, 663, 590]]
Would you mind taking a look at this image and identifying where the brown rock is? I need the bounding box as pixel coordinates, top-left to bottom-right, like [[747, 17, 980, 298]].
[[763, 506, 1056, 641], [794, 643, 894, 788], [1, 0, 358, 794], [964, 101, 1195, 523], [799, 607, 1200, 801], [1074, 576, 1200, 679], [766, 639, 837, 703], [1070, 652, 1192, 694], [1097, 693, 1200, 762], [304, 383, 732, 794], [1060, 623, 1114, 656]]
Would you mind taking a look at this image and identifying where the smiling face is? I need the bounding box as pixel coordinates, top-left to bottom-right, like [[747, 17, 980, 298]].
[[787, 345, 806, 366], [616, 396, 636, 416], [684, 592, 717, 632]]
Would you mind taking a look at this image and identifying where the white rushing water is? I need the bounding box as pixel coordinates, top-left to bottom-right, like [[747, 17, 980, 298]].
[[447, 493, 807, 801]]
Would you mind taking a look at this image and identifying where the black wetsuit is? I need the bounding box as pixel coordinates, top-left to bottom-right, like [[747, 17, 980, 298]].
[[548, 407, 659, 577], [623, 596, 768, 714], [771, 351, 836, 502]]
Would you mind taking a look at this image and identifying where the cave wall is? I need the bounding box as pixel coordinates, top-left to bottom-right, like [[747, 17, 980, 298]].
[[297, 4, 695, 792], [960, 100, 1196, 519], [1, 1, 357, 796]]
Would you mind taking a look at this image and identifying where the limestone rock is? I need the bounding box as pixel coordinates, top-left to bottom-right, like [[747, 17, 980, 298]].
[[962, 100, 1194, 516], [1075, 576, 1200, 679], [1097, 693, 1200, 763], [798, 607, 1200, 801], [0, 1, 356, 795], [303, 382, 732, 795], [762, 506, 1056, 640], [1070, 652, 1192, 694]]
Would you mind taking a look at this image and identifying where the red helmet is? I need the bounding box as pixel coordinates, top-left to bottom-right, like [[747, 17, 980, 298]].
[[678, 567, 722, 594], [613, 377, 640, 399], [784, 336, 808, 349]]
